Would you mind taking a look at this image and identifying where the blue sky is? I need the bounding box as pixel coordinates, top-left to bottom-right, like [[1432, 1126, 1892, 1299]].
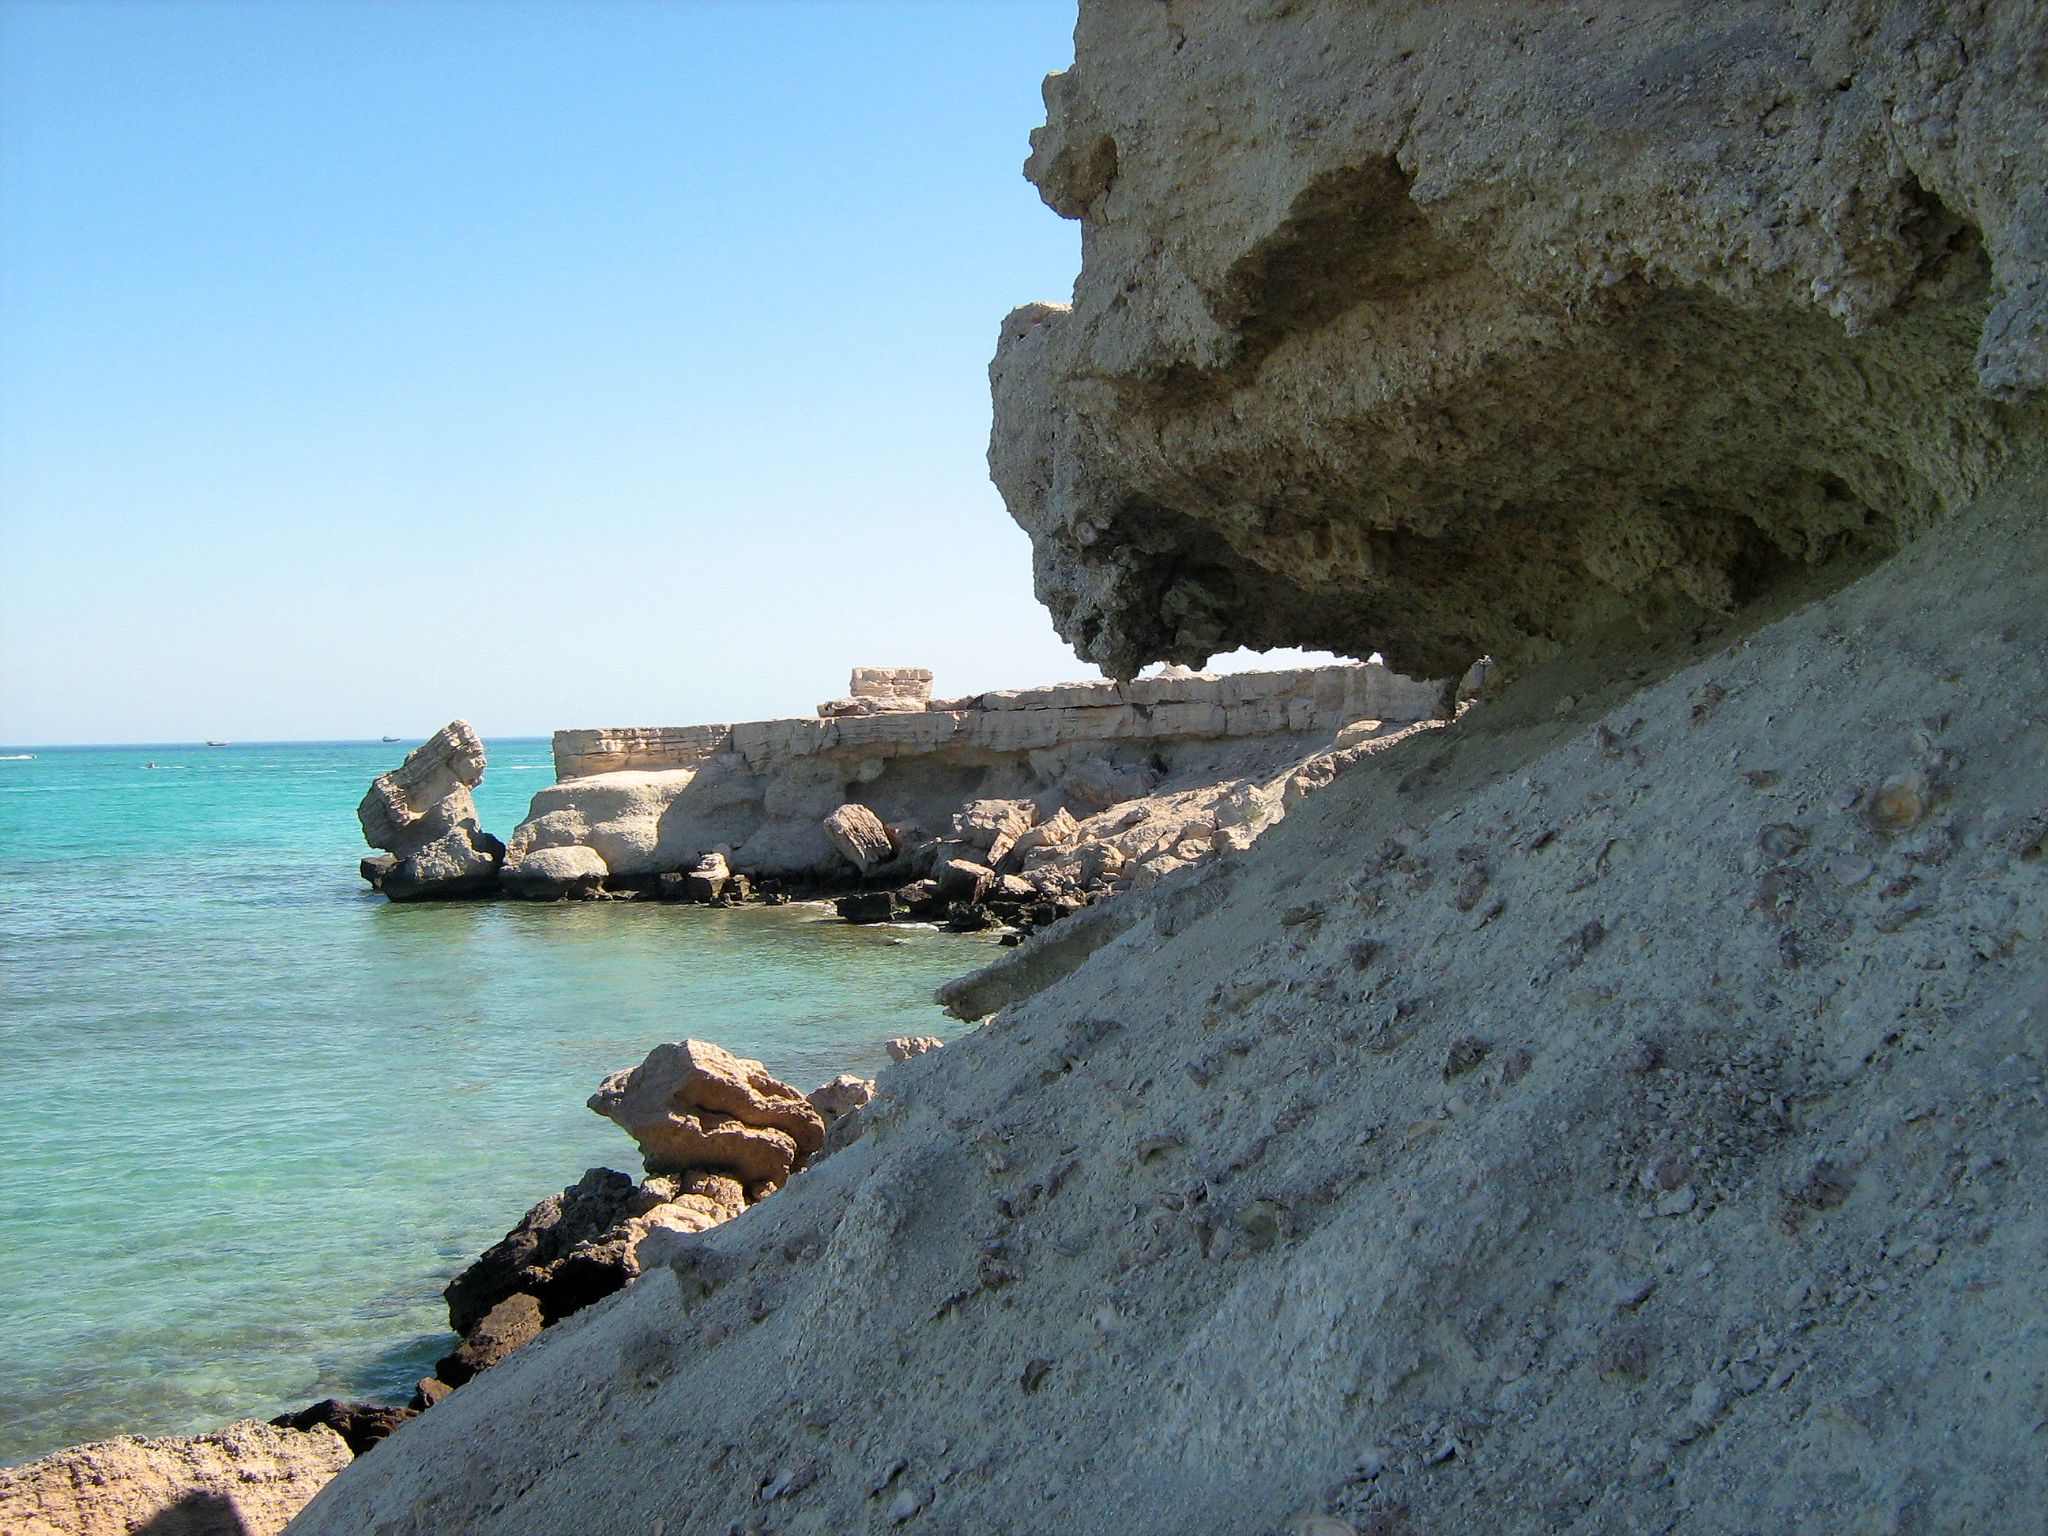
[[0, 1, 1326, 744]]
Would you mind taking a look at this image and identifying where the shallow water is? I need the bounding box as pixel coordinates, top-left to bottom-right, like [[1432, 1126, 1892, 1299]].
[[0, 739, 980, 1465]]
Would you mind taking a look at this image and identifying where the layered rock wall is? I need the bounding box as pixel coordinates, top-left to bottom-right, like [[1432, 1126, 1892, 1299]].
[[514, 661, 1440, 885]]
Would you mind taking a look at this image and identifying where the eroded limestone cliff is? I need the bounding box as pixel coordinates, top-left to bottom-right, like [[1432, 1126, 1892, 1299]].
[[287, 6, 2046, 1533], [991, 0, 2046, 679]]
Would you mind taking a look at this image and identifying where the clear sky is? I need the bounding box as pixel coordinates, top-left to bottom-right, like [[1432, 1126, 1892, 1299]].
[[0, 0, 1329, 745]]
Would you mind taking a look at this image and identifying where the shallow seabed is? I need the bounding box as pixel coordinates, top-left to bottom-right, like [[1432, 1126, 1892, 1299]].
[[0, 739, 981, 1465]]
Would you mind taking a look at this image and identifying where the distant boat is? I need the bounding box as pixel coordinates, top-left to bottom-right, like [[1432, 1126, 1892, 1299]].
[[381, 735, 402, 743], [205, 740, 229, 748], [0, 753, 32, 761]]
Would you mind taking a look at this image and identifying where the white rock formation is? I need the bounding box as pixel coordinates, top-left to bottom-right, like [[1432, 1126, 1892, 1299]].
[[357, 721, 504, 900], [519, 661, 1441, 886], [818, 666, 936, 717], [822, 804, 895, 873]]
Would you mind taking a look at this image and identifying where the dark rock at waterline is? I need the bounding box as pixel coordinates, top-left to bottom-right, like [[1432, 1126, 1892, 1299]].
[[945, 901, 999, 932], [895, 879, 945, 918], [436, 1293, 544, 1388], [270, 1398, 416, 1457], [835, 891, 896, 924], [378, 828, 507, 901], [410, 1377, 454, 1412], [444, 1166, 659, 1335]]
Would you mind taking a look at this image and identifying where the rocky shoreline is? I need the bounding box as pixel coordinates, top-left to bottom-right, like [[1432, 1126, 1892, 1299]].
[[357, 660, 1456, 947], [0, 1031, 932, 1534]]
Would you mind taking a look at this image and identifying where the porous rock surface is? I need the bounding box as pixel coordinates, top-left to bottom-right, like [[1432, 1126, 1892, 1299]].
[[588, 1039, 826, 1186], [0, 1419, 349, 1536], [523, 660, 1439, 882], [992, 1, 2047, 680], [286, 470, 2045, 1536], [356, 721, 504, 900]]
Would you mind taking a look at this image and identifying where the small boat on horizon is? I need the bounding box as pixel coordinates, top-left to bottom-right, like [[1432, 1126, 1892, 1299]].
[[0, 753, 33, 761], [381, 735, 402, 743], [205, 740, 229, 748]]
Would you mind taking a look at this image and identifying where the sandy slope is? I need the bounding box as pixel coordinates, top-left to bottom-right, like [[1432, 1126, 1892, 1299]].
[[289, 467, 2046, 1534]]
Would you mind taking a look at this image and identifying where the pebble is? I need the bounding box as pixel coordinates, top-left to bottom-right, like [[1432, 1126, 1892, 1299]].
[[1653, 1185, 1698, 1217], [1612, 1277, 1656, 1310], [1828, 853, 1876, 887], [868, 1457, 907, 1497], [885, 1486, 927, 1525]]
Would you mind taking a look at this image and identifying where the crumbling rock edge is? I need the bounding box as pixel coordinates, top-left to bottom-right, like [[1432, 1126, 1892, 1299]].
[[992, 2, 2047, 681], [287, 467, 2047, 1534]]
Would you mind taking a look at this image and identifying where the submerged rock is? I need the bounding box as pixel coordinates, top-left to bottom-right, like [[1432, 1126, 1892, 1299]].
[[356, 721, 503, 900], [835, 890, 896, 924]]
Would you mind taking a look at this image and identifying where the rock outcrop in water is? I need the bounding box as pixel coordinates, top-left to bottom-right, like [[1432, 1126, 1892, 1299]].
[[411, 1050, 845, 1408], [356, 721, 505, 901]]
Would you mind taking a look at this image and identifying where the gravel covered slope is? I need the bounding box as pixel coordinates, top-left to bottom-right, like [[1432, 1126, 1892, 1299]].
[[288, 466, 2047, 1535]]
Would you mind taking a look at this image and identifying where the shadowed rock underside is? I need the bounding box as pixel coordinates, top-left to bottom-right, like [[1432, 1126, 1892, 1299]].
[[991, 0, 2047, 679]]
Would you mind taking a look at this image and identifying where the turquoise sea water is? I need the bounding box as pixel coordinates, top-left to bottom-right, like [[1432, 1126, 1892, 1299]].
[[0, 739, 981, 1467]]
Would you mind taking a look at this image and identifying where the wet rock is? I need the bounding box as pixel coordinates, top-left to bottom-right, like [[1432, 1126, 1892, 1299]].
[[409, 1378, 453, 1411], [500, 844, 609, 900], [444, 1167, 659, 1334], [935, 856, 996, 903], [436, 1292, 544, 1388], [683, 850, 731, 902], [836, 890, 897, 925], [269, 1399, 415, 1457]]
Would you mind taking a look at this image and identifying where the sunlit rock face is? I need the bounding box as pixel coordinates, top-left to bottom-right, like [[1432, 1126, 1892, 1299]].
[[991, 0, 2047, 681]]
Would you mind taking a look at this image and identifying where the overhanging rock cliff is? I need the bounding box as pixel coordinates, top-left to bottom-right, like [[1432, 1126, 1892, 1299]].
[[992, 1, 2046, 679], [286, 6, 2046, 1534]]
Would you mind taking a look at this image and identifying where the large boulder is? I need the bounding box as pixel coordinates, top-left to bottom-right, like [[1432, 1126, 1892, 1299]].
[[933, 855, 995, 904], [823, 804, 896, 873], [992, 3, 2047, 682], [0, 1420, 350, 1536], [356, 721, 503, 900], [443, 1167, 657, 1334], [499, 844, 608, 900], [588, 1040, 826, 1185], [951, 798, 1037, 851]]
